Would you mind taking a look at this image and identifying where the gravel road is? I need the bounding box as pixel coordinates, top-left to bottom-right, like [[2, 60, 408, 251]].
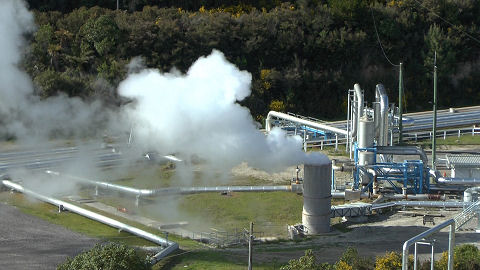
[[0, 202, 97, 270]]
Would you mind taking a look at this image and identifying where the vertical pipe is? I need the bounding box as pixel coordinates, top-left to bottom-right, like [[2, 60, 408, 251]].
[[431, 243, 435, 270], [448, 222, 455, 270], [432, 53, 438, 170], [414, 243, 418, 270]]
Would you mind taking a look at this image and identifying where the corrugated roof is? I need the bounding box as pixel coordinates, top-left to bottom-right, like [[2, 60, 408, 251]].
[[446, 154, 480, 167]]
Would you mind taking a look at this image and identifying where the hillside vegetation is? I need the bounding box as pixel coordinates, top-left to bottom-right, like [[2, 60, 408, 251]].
[[25, 0, 480, 122]]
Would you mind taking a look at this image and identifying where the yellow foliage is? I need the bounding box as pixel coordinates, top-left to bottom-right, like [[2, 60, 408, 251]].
[[199, 6, 205, 13], [269, 100, 286, 112], [435, 251, 448, 270], [260, 69, 271, 80], [375, 251, 402, 270], [335, 260, 353, 270]]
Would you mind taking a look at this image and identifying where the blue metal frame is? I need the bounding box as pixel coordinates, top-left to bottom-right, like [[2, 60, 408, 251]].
[[354, 144, 429, 194]]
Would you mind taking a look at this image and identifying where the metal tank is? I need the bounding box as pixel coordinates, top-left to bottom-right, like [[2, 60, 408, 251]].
[[358, 116, 375, 184], [302, 161, 332, 234]]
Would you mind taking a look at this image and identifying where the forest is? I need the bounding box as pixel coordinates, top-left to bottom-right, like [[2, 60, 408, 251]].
[[24, 0, 480, 122]]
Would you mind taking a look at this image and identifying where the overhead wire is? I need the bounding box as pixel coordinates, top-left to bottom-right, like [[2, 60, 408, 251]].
[[369, 6, 400, 67], [412, 0, 480, 46]]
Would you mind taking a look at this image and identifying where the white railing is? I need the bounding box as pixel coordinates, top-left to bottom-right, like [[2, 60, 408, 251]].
[[303, 125, 480, 152]]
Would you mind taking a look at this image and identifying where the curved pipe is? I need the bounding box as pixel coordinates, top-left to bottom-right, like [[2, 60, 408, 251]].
[[375, 84, 389, 146], [352, 83, 364, 140], [265, 111, 348, 135], [376, 146, 428, 166], [1, 180, 178, 264]]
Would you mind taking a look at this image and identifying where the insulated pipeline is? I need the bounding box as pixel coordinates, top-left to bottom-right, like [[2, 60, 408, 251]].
[[1, 180, 178, 263]]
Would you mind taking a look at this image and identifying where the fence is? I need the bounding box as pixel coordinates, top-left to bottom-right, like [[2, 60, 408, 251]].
[[176, 228, 265, 247], [303, 125, 480, 152]]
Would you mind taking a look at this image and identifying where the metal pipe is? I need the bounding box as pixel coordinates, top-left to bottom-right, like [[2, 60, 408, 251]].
[[376, 146, 428, 166], [429, 169, 480, 185], [1, 180, 178, 263], [402, 219, 455, 270], [352, 84, 364, 141], [265, 111, 348, 135], [376, 84, 389, 146], [437, 177, 480, 185], [45, 170, 295, 196], [331, 192, 369, 199], [372, 200, 468, 210]]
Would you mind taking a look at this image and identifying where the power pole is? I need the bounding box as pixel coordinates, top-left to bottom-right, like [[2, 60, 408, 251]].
[[432, 52, 438, 170], [116, 0, 119, 10], [248, 222, 254, 270], [398, 62, 403, 144]]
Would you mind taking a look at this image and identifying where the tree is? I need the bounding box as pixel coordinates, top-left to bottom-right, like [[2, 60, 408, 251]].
[[57, 242, 150, 270]]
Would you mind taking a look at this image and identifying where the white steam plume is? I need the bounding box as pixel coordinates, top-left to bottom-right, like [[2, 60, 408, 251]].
[[119, 50, 328, 172], [0, 0, 114, 143]]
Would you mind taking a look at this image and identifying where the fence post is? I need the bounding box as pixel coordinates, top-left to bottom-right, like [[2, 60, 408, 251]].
[[415, 133, 417, 142], [458, 130, 461, 137], [444, 130, 446, 140], [321, 140, 323, 150], [335, 134, 338, 151]]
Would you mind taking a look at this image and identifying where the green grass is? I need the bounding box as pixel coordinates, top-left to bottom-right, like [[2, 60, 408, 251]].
[[179, 192, 303, 235], [409, 134, 480, 148], [0, 192, 154, 246], [0, 191, 201, 249], [156, 250, 276, 270]]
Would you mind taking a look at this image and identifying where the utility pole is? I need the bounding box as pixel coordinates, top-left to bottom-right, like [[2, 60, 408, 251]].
[[432, 52, 438, 170], [248, 222, 254, 270], [398, 62, 403, 144], [116, 0, 119, 10]]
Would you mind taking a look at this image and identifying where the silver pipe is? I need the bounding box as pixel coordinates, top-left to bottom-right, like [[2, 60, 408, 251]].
[[376, 146, 428, 166], [437, 177, 480, 185], [382, 194, 446, 201], [402, 219, 455, 270], [375, 84, 389, 146], [429, 169, 480, 185], [331, 191, 369, 199], [352, 84, 364, 141], [265, 111, 348, 135], [373, 200, 468, 210], [1, 180, 178, 263], [45, 170, 294, 196]]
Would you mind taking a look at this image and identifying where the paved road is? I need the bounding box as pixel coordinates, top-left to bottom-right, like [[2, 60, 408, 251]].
[[0, 202, 97, 270]]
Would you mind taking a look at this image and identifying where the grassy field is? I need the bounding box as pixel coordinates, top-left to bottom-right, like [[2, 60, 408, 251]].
[[411, 134, 480, 148]]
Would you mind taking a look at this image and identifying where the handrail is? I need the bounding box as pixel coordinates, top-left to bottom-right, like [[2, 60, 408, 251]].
[[402, 219, 455, 270]]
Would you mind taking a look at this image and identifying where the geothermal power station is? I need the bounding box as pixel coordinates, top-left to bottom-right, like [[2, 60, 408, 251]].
[[2, 83, 480, 269]]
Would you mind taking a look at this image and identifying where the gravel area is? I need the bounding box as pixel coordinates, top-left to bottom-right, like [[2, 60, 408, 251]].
[[0, 202, 97, 270]]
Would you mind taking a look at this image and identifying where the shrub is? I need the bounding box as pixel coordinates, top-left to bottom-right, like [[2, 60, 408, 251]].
[[57, 242, 150, 270]]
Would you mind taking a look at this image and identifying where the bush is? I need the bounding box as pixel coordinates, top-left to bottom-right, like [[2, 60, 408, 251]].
[[57, 242, 150, 270], [374, 251, 402, 270]]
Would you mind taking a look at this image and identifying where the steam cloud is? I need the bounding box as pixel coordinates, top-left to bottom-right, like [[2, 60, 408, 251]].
[[119, 50, 328, 172], [1, 0, 328, 186], [0, 0, 112, 144]]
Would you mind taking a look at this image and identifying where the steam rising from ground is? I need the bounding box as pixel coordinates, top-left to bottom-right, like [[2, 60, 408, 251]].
[[0, 0, 327, 194], [0, 0, 112, 143], [119, 50, 328, 173]]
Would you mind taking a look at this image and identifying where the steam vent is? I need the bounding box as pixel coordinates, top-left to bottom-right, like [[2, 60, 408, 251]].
[[302, 160, 332, 234]]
